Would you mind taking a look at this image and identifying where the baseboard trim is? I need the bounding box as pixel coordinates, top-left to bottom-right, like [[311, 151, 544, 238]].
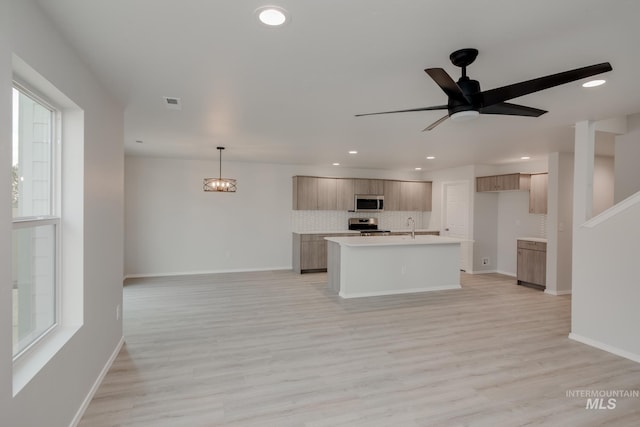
[[339, 284, 462, 299], [545, 289, 572, 296], [70, 336, 124, 427], [469, 269, 497, 274], [496, 270, 516, 277], [124, 266, 292, 280], [569, 333, 640, 364]]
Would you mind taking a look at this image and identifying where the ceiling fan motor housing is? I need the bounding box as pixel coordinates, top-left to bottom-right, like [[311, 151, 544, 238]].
[[449, 77, 481, 114]]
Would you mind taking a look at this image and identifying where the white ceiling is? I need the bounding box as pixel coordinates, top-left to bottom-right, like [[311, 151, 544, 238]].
[[36, 0, 640, 171]]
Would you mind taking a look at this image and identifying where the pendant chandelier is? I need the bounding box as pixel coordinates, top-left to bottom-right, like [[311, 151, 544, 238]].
[[203, 146, 237, 192]]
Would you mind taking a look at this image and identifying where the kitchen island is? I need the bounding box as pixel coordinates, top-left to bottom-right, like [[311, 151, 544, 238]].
[[325, 235, 462, 298]]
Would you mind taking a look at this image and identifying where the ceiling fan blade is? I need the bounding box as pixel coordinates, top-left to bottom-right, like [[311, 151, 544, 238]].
[[478, 62, 612, 106], [425, 68, 470, 104], [479, 102, 547, 117], [355, 105, 447, 117], [422, 114, 449, 131]]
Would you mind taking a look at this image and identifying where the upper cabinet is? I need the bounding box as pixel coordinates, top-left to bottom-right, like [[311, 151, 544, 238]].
[[292, 176, 337, 210], [354, 178, 384, 195], [293, 176, 432, 211], [529, 173, 548, 214], [336, 178, 355, 211], [383, 180, 402, 210], [476, 173, 531, 192], [400, 181, 432, 211], [475, 172, 548, 215]]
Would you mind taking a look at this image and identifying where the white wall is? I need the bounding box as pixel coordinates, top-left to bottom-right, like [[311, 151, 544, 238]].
[[124, 156, 426, 277], [125, 157, 292, 276], [614, 113, 640, 203], [571, 193, 640, 361], [593, 156, 614, 216], [571, 125, 640, 362], [471, 191, 498, 272], [496, 191, 545, 276], [1, 1, 124, 425]]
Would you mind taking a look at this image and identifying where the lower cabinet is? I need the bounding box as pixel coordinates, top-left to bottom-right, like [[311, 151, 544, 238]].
[[517, 239, 547, 290], [293, 231, 440, 273], [293, 233, 356, 273]]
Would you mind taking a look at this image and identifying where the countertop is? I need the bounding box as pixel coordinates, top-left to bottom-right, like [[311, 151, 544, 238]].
[[518, 237, 548, 243], [325, 235, 464, 247], [293, 229, 440, 235]]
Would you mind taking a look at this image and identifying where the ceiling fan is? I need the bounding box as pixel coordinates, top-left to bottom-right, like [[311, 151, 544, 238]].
[[355, 48, 612, 131]]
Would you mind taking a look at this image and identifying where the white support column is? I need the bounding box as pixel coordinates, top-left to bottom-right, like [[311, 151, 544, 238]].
[[573, 120, 595, 227], [545, 153, 559, 294]]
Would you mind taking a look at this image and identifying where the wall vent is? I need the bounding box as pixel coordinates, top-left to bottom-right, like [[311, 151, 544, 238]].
[[163, 96, 182, 110]]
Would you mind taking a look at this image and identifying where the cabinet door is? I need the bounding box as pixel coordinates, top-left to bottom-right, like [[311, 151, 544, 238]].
[[354, 178, 371, 195], [317, 178, 337, 210], [476, 176, 496, 192], [369, 179, 384, 194], [300, 240, 327, 270], [354, 178, 384, 195], [517, 248, 546, 286], [497, 174, 519, 191], [399, 181, 423, 211], [422, 182, 433, 211], [336, 179, 355, 211], [383, 180, 401, 211], [293, 176, 318, 210], [529, 173, 548, 214], [477, 174, 530, 192]]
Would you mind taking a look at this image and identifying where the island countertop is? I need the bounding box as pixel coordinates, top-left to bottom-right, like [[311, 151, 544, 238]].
[[292, 229, 439, 235], [325, 234, 465, 247], [517, 237, 547, 243]]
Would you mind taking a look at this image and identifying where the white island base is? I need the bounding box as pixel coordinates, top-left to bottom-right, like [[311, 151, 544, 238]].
[[326, 235, 462, 298]]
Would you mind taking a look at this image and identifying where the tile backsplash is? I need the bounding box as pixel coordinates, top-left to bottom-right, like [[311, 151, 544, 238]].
[[291, 210, 433, 233]]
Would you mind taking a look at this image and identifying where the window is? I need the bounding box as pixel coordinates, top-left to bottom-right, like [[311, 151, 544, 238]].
[[12, 84, 60, 358]]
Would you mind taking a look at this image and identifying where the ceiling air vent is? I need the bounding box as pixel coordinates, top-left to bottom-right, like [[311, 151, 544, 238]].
[[163, 96, 182, 110]]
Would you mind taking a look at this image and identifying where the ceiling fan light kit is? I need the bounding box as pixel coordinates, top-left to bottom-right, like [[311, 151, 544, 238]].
[[450, 110, 479, 122], [356, 48, 612, 131]]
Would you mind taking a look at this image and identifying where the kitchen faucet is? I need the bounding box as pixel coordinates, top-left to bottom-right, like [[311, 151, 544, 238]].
[[407, 217, 415, 239]]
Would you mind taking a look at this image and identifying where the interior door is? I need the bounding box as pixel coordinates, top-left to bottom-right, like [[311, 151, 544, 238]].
[[442, 181, 471, 271]]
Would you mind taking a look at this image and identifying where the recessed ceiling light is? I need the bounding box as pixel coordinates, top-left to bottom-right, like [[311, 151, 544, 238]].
[[582, 79, 606, 88], [521, 156, 531, 160], [256, 6, 289, 26], [414, 167, 422, 171], [332, 162, 340, 166], [348, 150, 358, 154], [426, 156, 436, 160]]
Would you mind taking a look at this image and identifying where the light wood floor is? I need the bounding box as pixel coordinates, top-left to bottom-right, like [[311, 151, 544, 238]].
[[80, 271, 640, 426]]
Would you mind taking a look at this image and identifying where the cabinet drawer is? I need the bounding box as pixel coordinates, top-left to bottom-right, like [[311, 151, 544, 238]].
[[517, 240, 547, 251]]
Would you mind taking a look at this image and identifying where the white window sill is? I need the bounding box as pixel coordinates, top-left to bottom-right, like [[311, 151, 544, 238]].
[[13, 324, 81, 396]]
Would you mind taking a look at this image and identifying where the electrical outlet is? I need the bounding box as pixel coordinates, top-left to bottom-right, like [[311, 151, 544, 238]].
[[116, 304, 121, 320], [482, 257, 490, 266]]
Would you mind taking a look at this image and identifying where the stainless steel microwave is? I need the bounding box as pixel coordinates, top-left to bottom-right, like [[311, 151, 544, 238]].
[[355, 194, 384, 212]]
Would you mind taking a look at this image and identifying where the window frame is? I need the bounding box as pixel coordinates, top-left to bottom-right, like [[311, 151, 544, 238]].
[[11, 81, 63, 361]]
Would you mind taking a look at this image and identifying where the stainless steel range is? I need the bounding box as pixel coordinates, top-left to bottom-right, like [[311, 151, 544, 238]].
[[348, 218, 391, 236]]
